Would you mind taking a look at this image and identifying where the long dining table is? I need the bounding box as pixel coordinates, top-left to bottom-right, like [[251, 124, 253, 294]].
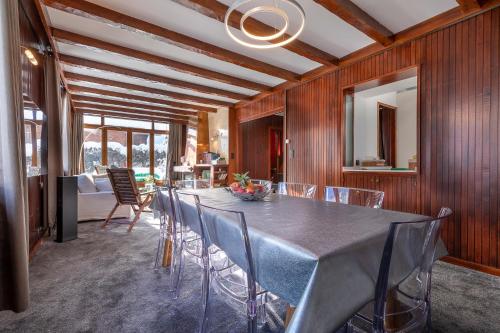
[[154, 188, 437, 333]]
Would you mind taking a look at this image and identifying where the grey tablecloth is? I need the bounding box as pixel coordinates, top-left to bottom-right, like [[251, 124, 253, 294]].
[[151, 189, 441, 333]]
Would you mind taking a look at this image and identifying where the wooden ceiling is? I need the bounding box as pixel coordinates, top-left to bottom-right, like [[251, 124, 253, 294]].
[[34, 0, 500, 123]]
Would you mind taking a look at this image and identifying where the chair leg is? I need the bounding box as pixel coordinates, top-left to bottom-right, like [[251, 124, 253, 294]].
[[127, 204, 146, 232], [102, 202, 120, 229], [284, 305, 295, 328], [154, 215, 167, 270], [199, 256, 211, 333]]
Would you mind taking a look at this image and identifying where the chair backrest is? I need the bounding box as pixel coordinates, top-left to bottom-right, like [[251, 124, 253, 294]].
[[196, 203, 257, 294], [171, 189, 203, 236], [106, 168, 140, 205], [324, 186, 384, 208], [94, 165, 108, 175], [373, 207, 453, 332], [175, 179, 211, 190], [277, 182, 317, 199], [154, 186, 175, 220]]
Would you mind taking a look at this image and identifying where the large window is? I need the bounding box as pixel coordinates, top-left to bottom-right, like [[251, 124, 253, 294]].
[[83, 128, 102, 173], [132, 132, 150, 181], [24, 109, 45, 177], [107, 130, 128, 168], [83, 116, 170, 182], [154, 134, 168, 181]]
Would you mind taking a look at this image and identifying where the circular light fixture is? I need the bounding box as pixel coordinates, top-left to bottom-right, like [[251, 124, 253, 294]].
[[225, 0, 306, 49]]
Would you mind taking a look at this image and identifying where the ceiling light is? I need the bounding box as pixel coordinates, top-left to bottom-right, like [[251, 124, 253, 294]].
[[23, 48, 38, 66], [225, 0, 306, 49]]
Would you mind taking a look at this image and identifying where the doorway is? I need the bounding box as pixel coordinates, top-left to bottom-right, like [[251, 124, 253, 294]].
[[377, 102, 397, 167]]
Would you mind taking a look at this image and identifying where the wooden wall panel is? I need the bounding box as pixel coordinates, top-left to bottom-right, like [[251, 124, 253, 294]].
[[240, 115, 283, 180], [235, 8, 500, 270], [237, 91, 285, 123]]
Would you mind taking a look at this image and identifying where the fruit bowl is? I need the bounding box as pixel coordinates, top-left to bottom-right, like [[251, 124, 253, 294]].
[[228, 173, 272, 201]]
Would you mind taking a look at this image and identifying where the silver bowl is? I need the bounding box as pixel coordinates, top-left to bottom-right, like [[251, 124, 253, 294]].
[[228, 180, 272, 201]]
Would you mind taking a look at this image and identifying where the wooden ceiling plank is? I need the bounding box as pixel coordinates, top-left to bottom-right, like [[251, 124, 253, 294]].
[[51, 28, 271, 92], [43, 0, 300, 81], [64, 71, 233, 107], [456, 0, 482, 12], [73, 102, 192, 120], [59, 54, 250, 101], [70, 95, 197, 116], [67, 84, 218, 113], [75, 108, 189, 125], [314, 0, 394, 46], [173, 0, 339, 66]]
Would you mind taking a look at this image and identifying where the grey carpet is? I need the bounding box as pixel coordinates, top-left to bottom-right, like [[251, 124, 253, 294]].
[[0, 215, 499, 333]]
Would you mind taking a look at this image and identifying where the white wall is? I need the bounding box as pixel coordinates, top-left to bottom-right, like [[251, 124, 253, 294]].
[[353, 88, 417, 168], [396, 89, 417, 168], [208, 107, 229, 159]]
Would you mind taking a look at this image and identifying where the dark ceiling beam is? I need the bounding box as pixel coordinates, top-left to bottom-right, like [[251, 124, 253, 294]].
[[64, 71, 233, 107], [51, 28, 271, 92], [70, 95, 197, 116], [59, 54, 250, 101], [314, 0, 394, 46], [67, 84, 218, 113], [43, 0, 300, 81], [456, 0, 482, 12], [73, 102, 192, 121], [173, 0, 339, 66], [75, 108, 189, 125]]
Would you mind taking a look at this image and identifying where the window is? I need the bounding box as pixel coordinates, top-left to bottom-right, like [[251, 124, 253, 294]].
[[155, 122, 169, 131], [83, 128, 102, 173], [107, 130, 127, 168], [83, 115, 102, 125], [132, 132, 150, 181], [105, 117, 152, 129], [154, 134, 168, 181]]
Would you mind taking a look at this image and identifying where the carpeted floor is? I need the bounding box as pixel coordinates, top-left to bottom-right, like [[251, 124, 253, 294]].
[[1, 215, 499, 333]]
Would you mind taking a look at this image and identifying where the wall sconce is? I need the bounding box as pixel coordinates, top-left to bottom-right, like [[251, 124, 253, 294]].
[[20, 46, 39, 66]]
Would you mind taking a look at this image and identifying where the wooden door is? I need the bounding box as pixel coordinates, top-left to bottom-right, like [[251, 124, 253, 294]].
[[377, 103, 396, 167]]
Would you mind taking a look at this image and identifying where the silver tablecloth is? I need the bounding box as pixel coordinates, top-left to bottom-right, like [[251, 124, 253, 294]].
[[151, 189, 442, 333]]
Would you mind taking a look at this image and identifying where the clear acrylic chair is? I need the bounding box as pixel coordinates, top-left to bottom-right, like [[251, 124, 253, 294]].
[[324, 186, 384, 209], [277, 182, 317, 198], [346, 207, 453, 333], [175, 179, 211, 190], [152, 186, 176, 270], [196, 203, 277, 333]]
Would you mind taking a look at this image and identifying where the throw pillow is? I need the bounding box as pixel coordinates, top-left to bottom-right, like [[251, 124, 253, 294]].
[[95, 179, 113, 192], [77, 174, 97, 193]]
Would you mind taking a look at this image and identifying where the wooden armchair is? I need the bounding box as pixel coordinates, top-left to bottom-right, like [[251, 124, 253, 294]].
[[103, 168, 154, 232]]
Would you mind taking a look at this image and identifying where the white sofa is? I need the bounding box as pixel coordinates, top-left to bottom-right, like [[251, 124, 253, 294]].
[[77, 174, 131, 222]]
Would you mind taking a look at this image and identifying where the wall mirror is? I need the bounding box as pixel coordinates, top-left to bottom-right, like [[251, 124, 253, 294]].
[[343, 67, 418, 172]]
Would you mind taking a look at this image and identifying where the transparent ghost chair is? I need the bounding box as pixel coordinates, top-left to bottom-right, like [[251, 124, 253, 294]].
[[175, 179, 211, 190], [277, 182, 317, 198], [196, 203, 278, 333], [152, 186, 176, 270], [346, 207, 453, 333], [324, 186, 384, 209]]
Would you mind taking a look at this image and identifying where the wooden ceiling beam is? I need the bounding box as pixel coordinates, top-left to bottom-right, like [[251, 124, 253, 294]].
[[64, 71, 232, 107], [456, 0, 482, 12], [314, 0, 394, 46], [43, 0, 300, 81], [173, 0, 339, 66], [59, 54, 250, 101], [70, 95, 197, 116], [51, 28, 270, 92], [75, 108, 189, 125], [74, 102, 192, 121], [67, 84, 218, 113]]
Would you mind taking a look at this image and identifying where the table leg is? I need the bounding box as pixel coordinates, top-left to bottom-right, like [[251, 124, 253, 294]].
[[284, 305, 296, 328]]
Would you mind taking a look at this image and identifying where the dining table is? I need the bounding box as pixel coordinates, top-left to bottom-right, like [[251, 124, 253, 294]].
[[151, 188, 441, 333]]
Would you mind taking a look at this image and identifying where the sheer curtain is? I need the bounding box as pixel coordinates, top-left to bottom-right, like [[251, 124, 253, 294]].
[[166, 123, 186, 184], [0, 0, 30, 312]]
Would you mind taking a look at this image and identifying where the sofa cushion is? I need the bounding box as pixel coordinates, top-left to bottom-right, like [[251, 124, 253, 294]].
[[95, 179, 113, 192], [77, 174, 97, 193]]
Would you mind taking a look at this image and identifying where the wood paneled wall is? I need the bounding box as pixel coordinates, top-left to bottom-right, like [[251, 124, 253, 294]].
[[240, 115, 283, 180], [234, 8, 500, 270], [238, 91, 285, 123]]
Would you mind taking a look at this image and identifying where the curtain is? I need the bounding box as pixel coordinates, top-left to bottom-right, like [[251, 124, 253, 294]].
[[0, 0, 30, 312], [60, 89, 71, 175], [45, 55, 64, 228], [166, 123, 186, 184], [69, 111, 83, 175]]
